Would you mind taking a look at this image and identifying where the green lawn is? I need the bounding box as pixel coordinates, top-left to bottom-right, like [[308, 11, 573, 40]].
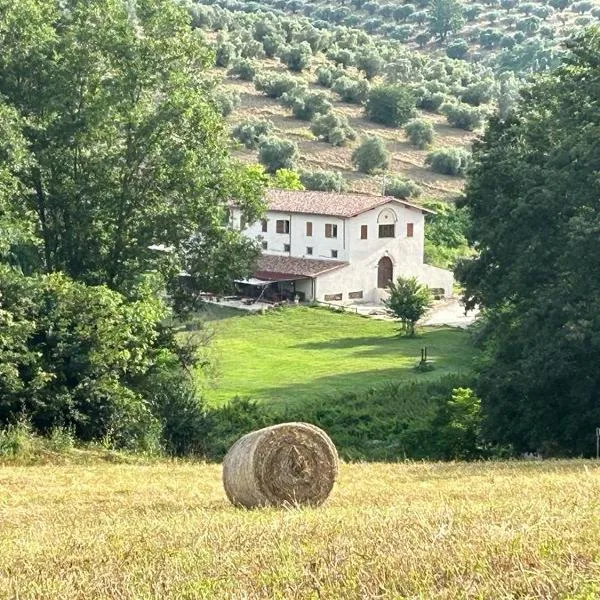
[[201, 306, 476, 406]]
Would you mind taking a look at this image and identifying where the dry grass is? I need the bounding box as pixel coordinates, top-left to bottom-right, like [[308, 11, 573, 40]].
[[2, 459, 600, 599]]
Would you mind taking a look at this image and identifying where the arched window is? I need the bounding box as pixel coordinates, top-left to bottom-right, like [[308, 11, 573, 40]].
[[377, 208, 397, 238]]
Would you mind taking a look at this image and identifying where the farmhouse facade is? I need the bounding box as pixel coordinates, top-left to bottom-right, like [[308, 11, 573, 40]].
[[231, 190, 453, 304]]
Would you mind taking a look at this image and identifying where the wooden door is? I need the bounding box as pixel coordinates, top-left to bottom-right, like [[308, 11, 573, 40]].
[[377, 256, 393, 289]]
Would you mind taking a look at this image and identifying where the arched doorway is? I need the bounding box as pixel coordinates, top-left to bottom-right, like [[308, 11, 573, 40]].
[[377, 256, 393, 289]]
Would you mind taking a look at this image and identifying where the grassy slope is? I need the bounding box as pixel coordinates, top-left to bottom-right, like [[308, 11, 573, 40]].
[[2, 460, 600, 599], [202, 306, 475, 406]]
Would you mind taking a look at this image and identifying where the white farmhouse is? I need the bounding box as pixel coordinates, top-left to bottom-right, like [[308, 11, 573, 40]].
[[231, 190, 453, 304]]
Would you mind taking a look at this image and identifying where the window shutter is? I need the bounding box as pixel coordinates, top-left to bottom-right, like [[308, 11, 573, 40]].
[[407, 223, 414, 238], [361, 225, 368, 240], [306, 222, 312, 236], [325, 224, 332, 238]]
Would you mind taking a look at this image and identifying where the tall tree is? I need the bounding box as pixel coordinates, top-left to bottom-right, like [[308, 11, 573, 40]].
[[457, 29, 600, 456], [428, 0, 465, 42], [0, 0, 263, 291]]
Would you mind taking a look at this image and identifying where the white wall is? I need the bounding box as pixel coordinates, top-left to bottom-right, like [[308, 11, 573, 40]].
[[236, 208, 349, 261]]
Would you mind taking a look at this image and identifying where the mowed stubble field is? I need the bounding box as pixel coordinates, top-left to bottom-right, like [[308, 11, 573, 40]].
[[2, 459, 600, 599]]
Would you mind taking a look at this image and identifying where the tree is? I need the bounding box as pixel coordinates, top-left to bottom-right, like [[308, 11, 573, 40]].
[[311, 112, 356, 146], [384, 177, 422, 199], [456, 30, 600, 456], [385, 276, 432, 336], [365, 85, 416, 127], [281, 41, 313, 72], [427, 0, 465, 42], [441, 103, 484, 131], [351, 136, 391, 174], [404, 119, 435, 148], [0, 0, 264, 293], [425, 147, 471, 176], [258, 137, 299, 173], [300, 170, 347, 192]]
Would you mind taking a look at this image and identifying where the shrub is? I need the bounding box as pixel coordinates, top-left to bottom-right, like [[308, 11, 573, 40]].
[[212, 89, 241, 117], [254, 72, 304, 99], [228, 59, 257, 81], [425, 147, 471, 176], [332, 76, 370, 104], [232, 119, 274, 149], [365, 85, 416, 127], [300, 170, 347, 192], [311, 112, 356, 146], [351, 136, 390, 174], [280, 41, 313, 72], [215, 41, 236, 68], [460, 81, 495, 106], [285, 91, 332, 121], [441, 102, 484, 131], [446, 38, 469, 59], [356, 51, 384, 80], [384, 177, 422, 199], [404, 118, 435, 149], [258, 137, 299, 173], [385, 276, 432, 336], [415, 89, 448, 112]]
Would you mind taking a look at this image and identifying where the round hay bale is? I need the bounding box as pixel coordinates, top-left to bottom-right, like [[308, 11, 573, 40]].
[[222, 422, 339, 508]]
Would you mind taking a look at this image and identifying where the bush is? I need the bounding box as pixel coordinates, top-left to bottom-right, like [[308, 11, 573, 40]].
[[446, 38, 469, 59], [332, 76, 370, 104], [232, 119, 274, 149], [460, 80, 495, 106], [258, 137, 299, 173], [404, 118, 434, 149], [280, 41, 312, 72], [300, 170, 347, 192], [212, 89, 240, 117], [215, 41, 236, 68], [384, 276, 432, 336], [254, 72, 304, 99], [351, 136, 390, 174], [227, 59, 257, 81], [356, 51, 384, 80], [425, 147, 472, 176], [365, 85, 416, 127], [0, 268, 195, 452], [441, 102, 484, 131], [310, 112, 356, 146], [284, 91, 332, 120], [384, 177, 422, 199], [415, 88, 448, 112]]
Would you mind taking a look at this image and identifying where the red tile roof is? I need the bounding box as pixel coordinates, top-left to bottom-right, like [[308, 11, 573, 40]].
[[265, 190, 434, 218], [254, 254, 347, 280]]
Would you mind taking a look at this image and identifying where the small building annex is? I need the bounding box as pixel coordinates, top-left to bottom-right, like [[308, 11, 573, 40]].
[[230, 190, 453, 304]]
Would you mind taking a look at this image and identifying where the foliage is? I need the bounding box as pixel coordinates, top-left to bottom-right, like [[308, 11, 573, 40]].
[[258, 137, 299, 172], [441, 102, 485, 130], [310, 112, 356, 146], [384, 177, 422, 199], [300, 170, 347, 192], [457, 29, 600, 456], [285, 90, 332, 120], [425, 147, 471, 176], [254, 72, 305, 98], [0, 267, 194, 451], [228, 58, 258, 80], [351, 136, 391, 173], [280, 41, 313, 71], [270, 168, 305, 190], [332, 75, 370, 104], [212, 89, 241, 117], [428, 0, 465, 42], [385, 275, 433, 336], [404, 118, 435, 148], [0, 0, 264, 294], [232, 118, 274, 149], [365, 85, 417, 127]]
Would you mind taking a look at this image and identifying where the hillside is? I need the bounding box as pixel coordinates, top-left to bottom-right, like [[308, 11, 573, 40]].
[[188, 0, 600, 199], [2, 459, 600, 598]]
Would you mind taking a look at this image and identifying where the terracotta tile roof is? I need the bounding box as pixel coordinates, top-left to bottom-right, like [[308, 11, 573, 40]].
[[265, 189, 434, 218], [254, 254, 347, 280]]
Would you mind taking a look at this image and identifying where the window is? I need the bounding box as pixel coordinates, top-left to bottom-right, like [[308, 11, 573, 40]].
[[284, 243, 291, 253], [361, 225, 368, 240], [306, 247, 313, 255], [261, 219, 268, 233], [306, 221, 313, 236], [276, 220, 290, 234], [331, 250, 338, 258], [407, 223, 414, 238], [261, 241, 268, 250], [378, 224, 395, 238], [324, 293, 343, 301], [325, 223, 338, 238], [349, 291, 363, 299]]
